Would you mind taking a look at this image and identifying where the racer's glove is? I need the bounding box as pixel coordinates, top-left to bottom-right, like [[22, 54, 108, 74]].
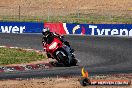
[[42, 41, 46, 46], [60, 35, 64, 39], [43, 47, 46, 51], [42, 42, 47, 51]]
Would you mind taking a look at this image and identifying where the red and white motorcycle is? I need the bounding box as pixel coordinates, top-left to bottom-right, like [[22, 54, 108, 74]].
[[43, 37, 77, 67]]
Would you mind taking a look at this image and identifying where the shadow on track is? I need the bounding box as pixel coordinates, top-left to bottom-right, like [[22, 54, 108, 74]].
[[49, 61, 79, 67]]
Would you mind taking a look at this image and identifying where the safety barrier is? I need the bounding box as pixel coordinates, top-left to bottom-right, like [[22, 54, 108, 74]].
[[0, 22, 132, 36]]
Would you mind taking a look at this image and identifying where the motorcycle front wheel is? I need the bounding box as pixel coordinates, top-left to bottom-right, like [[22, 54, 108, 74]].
[[56, 52, 70, 67], [70, 58, 77, 66]]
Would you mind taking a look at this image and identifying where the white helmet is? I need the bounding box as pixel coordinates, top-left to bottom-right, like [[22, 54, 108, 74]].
[[42, 27, 50, 36]]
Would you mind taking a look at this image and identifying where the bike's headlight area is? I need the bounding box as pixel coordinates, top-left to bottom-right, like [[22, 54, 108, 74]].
[[49, 42, 57, 49]]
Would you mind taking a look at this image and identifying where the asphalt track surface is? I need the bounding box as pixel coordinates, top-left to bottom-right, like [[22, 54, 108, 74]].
[[0, 33, 132, 79]]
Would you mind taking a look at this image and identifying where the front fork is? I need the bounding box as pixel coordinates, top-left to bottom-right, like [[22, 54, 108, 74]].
[[55, 51, 66, 63]]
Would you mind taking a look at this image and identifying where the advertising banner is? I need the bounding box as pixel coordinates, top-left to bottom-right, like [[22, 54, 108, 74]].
[[0, 22, 43, 33], [67, 23, 132, 36], [44, 23, 132, 36], [0, 22, 132, 36]]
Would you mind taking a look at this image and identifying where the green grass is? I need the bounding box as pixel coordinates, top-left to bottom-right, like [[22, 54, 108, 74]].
[[0, 15, 131, 23], [0, 47, 46, 65]]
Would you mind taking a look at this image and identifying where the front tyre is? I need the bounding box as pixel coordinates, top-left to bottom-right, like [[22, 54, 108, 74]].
[[70, 58, 77, 66], [56, 52, 70, 67]]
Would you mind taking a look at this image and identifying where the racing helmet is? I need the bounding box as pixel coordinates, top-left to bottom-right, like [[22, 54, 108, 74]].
[[42, 27, 50, 37]]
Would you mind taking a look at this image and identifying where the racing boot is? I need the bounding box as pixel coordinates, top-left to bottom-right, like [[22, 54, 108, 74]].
[[70, 48, 74, 53], [46, 52, 52, 58]]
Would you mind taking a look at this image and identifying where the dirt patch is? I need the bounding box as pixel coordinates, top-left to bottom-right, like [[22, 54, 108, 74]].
[[0, 74, 131, 88], [0, 0, 131, 17]]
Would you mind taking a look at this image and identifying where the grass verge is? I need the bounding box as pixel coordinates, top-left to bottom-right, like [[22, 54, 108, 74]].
[[0, 47, 46, 65], [0, 15, 132, 24]]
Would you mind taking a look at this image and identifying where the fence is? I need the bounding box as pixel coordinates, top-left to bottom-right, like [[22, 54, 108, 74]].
[[0, 5, 131, 23]]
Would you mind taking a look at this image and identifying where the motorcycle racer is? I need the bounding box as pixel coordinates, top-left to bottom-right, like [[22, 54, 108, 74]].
[[42, 27, 74, 58]]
